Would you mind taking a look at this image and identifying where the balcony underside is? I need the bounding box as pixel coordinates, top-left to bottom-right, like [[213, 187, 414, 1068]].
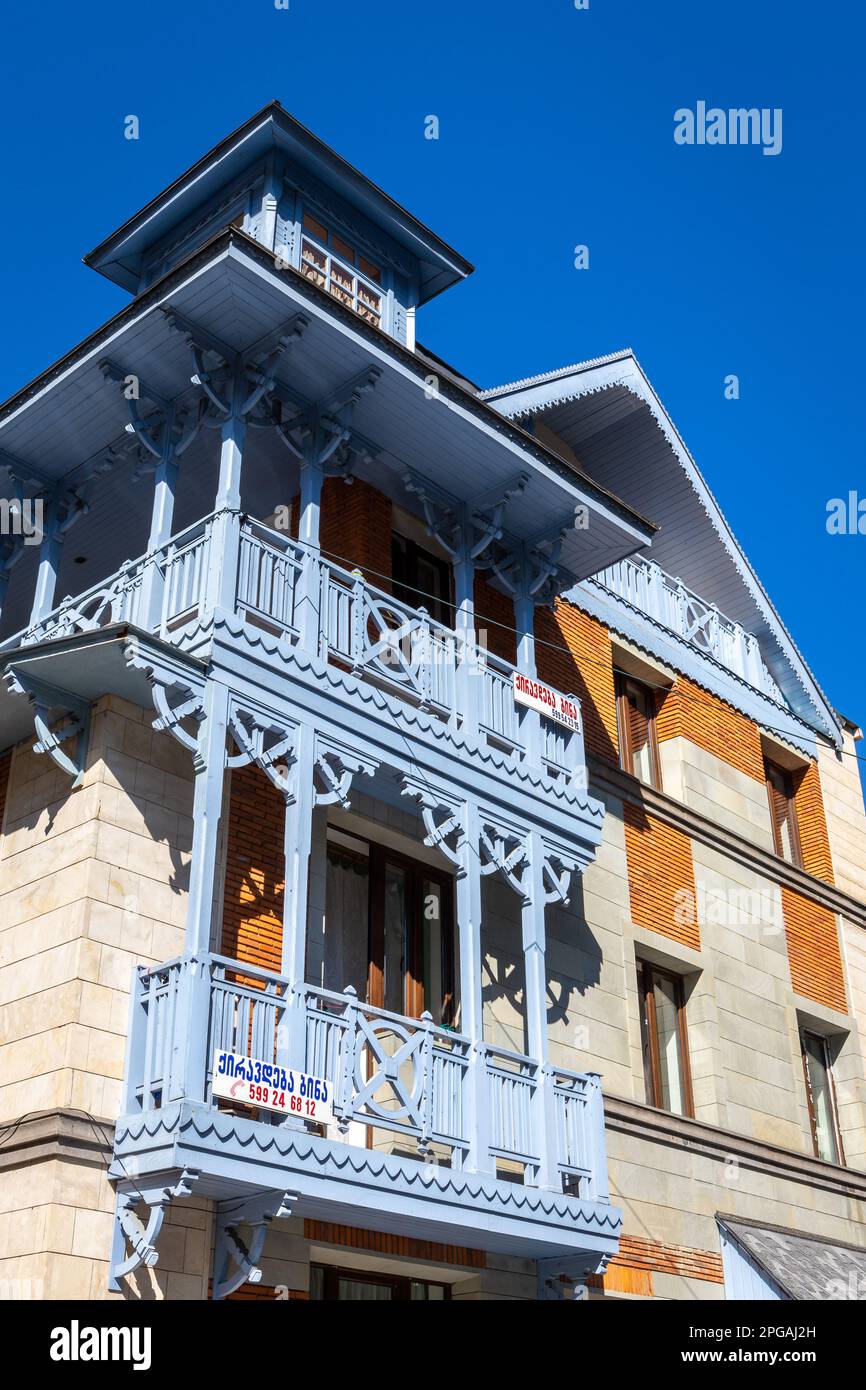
[[112, 1100, 621, 1265]]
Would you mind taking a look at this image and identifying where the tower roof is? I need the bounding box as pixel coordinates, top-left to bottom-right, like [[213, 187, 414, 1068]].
[[84, 101, 474, 303]]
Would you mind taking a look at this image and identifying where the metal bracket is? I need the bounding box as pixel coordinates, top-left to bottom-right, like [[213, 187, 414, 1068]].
[[212, 1190, 297, 1300]]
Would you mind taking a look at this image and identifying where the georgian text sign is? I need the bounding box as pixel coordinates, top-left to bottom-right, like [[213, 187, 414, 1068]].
[[513, 672, 581, 733], [212, 1050, 334, 1124]]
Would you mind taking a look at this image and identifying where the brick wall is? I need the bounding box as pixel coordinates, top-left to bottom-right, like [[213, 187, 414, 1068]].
[[588, 1233, 724, 1296], [320, 476, 392, 586], [474, 573, 516, 664], [793, 760, 835, 885], [623, 804, 700, 951], [221, 765, 285, 973], [656, 676, 765, 782], [535, 600, 619, 763], [780, 886, 847, 1013]]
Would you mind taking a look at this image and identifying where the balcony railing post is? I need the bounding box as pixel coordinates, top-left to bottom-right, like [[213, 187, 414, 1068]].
[[121, 966, 149, 1114], [336, 986, 360, 1133], [583, 1072, 610, 1202], [168, 955, 211, 1105]]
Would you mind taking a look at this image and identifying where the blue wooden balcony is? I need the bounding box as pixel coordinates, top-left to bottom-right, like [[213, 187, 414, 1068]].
[[112, 951, 621, 1275], [4, 510, 586, 786]]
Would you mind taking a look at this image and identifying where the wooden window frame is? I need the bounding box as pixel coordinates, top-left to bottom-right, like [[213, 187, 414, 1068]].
[[364, 841, 456, 1026], [299, 207, 384, 327], [638, 961, 694, 1118], [310, 1262, 451, 1301], [391, 531, 454, 627], [800, 1029, 845, 1166], [764, 758, 804, 867], [615, 672, 663, 789]]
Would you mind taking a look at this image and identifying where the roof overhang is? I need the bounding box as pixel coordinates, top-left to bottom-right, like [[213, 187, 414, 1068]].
[[483, 352, 841, 747], [0, 232, 655, 643], [84, 102, 474, 305]]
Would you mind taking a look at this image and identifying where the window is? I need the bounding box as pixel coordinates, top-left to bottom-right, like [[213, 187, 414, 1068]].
[[765, 758, 803, 866], [310, 1264, 449, 1301], [392, 532, 453, 626], [800, 1030, 844, 1165], [638, 962, 693, 1116], [324, 829, 456, 1026], [615, 673, 662, 788], [300, 211, 383, 328]]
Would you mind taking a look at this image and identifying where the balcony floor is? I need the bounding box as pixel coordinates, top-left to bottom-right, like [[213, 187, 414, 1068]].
[[112, 1099, 622, 1264]]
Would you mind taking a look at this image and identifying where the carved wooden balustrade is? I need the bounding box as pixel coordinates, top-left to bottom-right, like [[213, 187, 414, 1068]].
[[5, 512, 585, 782], [123, 951, 608, 1197], [592, 553, 784, 701]]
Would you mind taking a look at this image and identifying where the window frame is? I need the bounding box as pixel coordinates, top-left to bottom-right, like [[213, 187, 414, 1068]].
[[764, 758, 804, 867], [310, 1262, 451, 1301], [799, 1028, 845, 1166], [299, 207, 385, 329], [391, 531, 454, 627], [615, 671, 663, 789], [638, 960, 694, 1118]]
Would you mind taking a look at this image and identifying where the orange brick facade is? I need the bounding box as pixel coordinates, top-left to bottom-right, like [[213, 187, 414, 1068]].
[[221, 764, 285, 973], [623, 804, 700, 951], [535, 600, 619, 763], [655, 675, 766, 782], [793, 760, 835, 885], [588, 1233, 724, 1296], [780, 885, 847, 1013]]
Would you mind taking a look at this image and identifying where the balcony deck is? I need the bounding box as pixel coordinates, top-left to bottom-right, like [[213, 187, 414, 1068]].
[[3, 510, 585, 785], [112, 952, 621, 1264]]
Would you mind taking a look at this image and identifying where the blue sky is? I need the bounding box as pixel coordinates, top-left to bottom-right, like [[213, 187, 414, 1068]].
[[1, 0, 863, 775]]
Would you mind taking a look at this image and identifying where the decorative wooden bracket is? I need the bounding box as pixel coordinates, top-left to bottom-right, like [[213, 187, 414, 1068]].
[[272, 365, 382, 479], [108, 1168, 200, 1292], [151, 680, 207, 767], [4, 669, 91, 786], [227, 703, 297, 798], [542, 849, 579, 907], [479, 820, 530, 899], [402, 470, 528, 567], [99, 359, 206, 467], [401, 776, 464, 869], [212, 1190, 297, 1300], [313, 737, 378, 809]]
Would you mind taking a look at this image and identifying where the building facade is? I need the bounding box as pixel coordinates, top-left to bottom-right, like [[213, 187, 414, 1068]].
[[1, 103, 865, 1302]]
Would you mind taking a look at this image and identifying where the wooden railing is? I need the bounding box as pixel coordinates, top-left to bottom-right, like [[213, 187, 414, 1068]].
[[123, 952, 608, 1193]]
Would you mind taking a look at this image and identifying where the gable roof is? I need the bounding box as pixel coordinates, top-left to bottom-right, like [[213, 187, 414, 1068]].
[[482, 351, 841, 748]]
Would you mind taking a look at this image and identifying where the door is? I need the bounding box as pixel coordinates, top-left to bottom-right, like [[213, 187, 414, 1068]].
[[368, 847, 455, 1025]]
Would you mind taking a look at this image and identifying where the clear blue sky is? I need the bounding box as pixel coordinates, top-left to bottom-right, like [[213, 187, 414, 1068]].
[[1, 0, 863, 772]]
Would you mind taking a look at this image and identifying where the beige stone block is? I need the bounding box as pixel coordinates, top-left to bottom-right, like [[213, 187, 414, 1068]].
[[71, 1207, 113, 1261]]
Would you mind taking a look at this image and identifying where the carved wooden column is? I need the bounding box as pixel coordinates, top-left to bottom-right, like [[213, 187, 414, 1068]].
[[457, 799, 493, 1175]]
